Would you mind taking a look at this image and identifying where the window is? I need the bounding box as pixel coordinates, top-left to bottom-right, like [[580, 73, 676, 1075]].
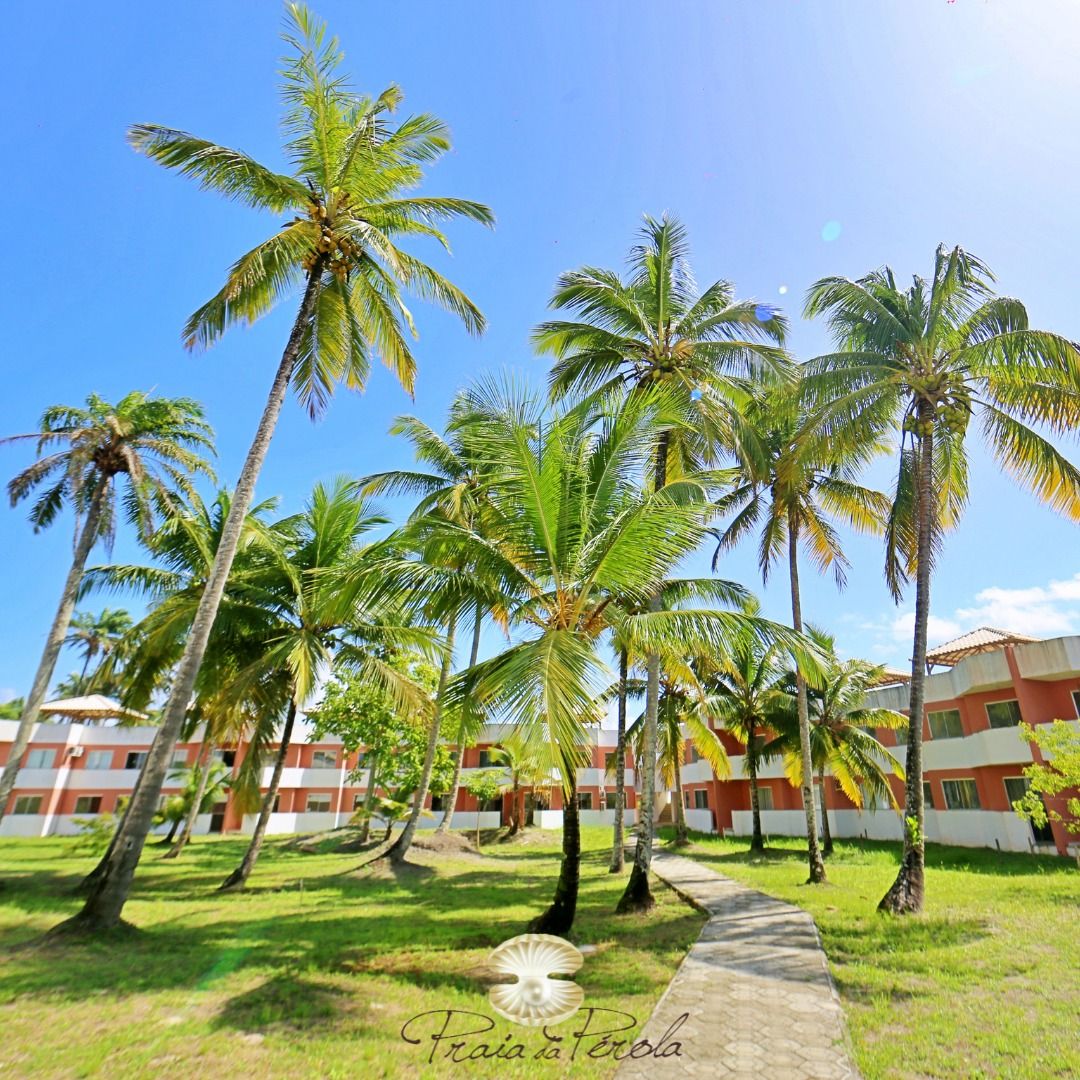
[[353, 793, 366, 810], [604, 791, 618, 810], [986, 700, 1022, 729], [685, 744, 698, 765], [271, 794, 281, 813], [85, 750, 112, 770], [305, 794, 331, 812], [604, 752, 618, 772], [694, 789, 709, 810], [577, 792, 593, 811], [923, 781, 935, 810], [430, 794, 445, 812], [170, 750, 189, 768], [74, 795, 102, 815], [928, 709, 964, 740], [941, 779, 980, 810], [757, 786, 774, 811], [311, 750, 338, 768], [13, 796, 42, 814], [124, 752, 148, 770], [26, 749, 54, 769], [1003, 777, 1030, 806], [478, 749, 494, 767], [354, 751, 367, 769], [684, 791, 693, 809], [211, 749, 236, 767], [1072, 689, 1080, 718]]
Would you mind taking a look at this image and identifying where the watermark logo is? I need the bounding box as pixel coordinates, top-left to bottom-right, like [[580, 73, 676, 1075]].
[[485, 933, 585, 1026]]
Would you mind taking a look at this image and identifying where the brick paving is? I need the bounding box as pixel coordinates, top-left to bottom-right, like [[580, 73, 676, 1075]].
[[616, 851, 859, 1079]]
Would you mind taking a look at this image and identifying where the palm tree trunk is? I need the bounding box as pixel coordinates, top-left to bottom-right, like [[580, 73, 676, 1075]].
[[0, 479, 106, 822], [163, 740, 214, 859], [617, 433, 669, 913], [609, 646, 629, 872], [880, 412, 933, 915], [59, 264, 326, 935], [219, 700, 298, 891], [673, 754, 689, 846], [528, 773, 580, 937], [748, 742, 764, 854], [357, 757, 379, 844], [162, 819, 180, 844], [507, 779, 520, 836], [434, 603, 481, 836], [819, 764, 834, 856], [387, 611, 457, 865], [788, 516, 827, 883]]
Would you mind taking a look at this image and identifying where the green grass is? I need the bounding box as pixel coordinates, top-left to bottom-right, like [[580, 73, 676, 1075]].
[[682, 833, 1080, 1080], [0, 828, 704, 1079]]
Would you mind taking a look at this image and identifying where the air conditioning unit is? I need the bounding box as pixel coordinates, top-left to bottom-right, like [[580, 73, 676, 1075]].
[[67, 746, 85, 758]]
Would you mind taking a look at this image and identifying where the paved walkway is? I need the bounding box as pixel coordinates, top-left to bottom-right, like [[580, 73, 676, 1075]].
[[617, 852, 859, 1080]]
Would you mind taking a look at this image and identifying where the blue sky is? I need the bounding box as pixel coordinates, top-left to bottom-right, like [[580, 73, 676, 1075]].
[[4, 0, 1080, 701]]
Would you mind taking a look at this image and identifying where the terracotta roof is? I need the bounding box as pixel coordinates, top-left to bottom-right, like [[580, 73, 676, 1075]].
[[924, 626, 1039, 668], [866, 666, 912, 687]]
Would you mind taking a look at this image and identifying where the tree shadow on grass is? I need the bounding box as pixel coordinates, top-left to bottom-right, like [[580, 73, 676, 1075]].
[[213, 973, 358, 1035]]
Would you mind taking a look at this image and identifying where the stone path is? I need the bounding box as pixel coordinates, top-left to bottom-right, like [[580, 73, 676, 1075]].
[[616, 852, 859, 1079]]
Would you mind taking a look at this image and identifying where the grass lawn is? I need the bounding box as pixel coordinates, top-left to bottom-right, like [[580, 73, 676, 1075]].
[[0, 827, 704, 1079], [683, 833, 1080, 1080]]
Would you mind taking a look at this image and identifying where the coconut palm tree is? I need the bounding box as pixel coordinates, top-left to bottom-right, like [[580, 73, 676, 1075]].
[[65, 609, 134, 684], [767, 630, 907, 854], [435, 386, 808, 935], [804, 244, 1080, 913], [155, 758, 232, 845], [0, 391, 214, 824], [534, 213, 790, 912], [712, 383, 890, 882], [67, 5, 491, 934]]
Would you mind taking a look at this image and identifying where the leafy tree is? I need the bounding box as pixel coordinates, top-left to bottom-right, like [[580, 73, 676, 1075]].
[[68, 4, 491, 934], [464, 769, 508, 847], [1013, 721, 1080, 850], [0, 392, 214, 824], [0, 699, 23, 720], [713, 383, 889, 881], [805, 245, 1080, 913], [534, 213, 788, 913], [766, 629, 906, 854]]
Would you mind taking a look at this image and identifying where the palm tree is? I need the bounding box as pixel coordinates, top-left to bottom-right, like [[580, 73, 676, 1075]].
[[437, 386, 806, 935], [805, 244, 1080, 913], [155, 758, 232, 844], [713, 383, 890, 882], [491, 732, 553, 837], [218, 478, 436, 891], [767, 630, 906, 854], [0, 391, 214, 823], [534, 213, 789, 912], [68, 5, 491, 934], [65, 609, 134, 684], [627, 663, 731, 846]]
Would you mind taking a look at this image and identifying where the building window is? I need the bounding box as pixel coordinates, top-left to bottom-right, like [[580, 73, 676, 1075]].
[[923, 782, 935, 810], [271, 794, 281, 813], [170, 750, 189, 768], [477, 749, 494, 767], [26, 749, 55, 769], [211, 749, 236, 767], [1072, 689, 1080, 718], [895, 722, 910, 746], [604, 752, 618, 772], [306, 794, 331, 813], [694, 789, 709, 810], [578, 792, 593, 811], [941, 779, 980, 810], [1003, 777, 1030, 806], [479, 796, 502, 812], [684, 791, 693, 809], [74, 795, 102, 815], [604, 791, 618, 810], [986, 700, 1022, 729], [354, 751, 367, 769], [685, 744, 698, 765], [125, 752, 148, 770], [311, 750, 338, 768], [13, 796, 42, 815], [928, 709, 964, 740], [757, 786, 774, 811], [352, 793, 366, 810], [430, 794, 445, 812], [85, 750, 112, 770]]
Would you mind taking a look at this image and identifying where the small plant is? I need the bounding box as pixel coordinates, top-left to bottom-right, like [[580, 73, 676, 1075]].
[[464, 770, 507, 848]]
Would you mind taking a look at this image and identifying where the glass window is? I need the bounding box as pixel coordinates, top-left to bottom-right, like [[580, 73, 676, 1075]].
[[170, 750, 189, 768], [923, 781, 934, 810], [757, 786, 774, 811], [694, 789, 709, 810], [74, 795, 102, 814], [604, 752, 617, 772], [306, 794, 331, 812], [684, 791, 693, 809], [124, 752, 148, 770], [479, 796, 503, 812], [85, 750, 112, 770], [928, 709, 964, 740], [896, 722, 910, 746], [1003, 777, 1030, 806], [311, 750, 338, 768], [13, 796, 42, 814], [26, 749, 54, 769], [352, 793, 366, 810], [941, 779, 980, 809], [430, 794, 445, 812], [478, 749, 493, 767], [986, 700, 1022, 729], [1071, 690, 1080, 718], [604, 790, 618, 810], [211, 749, 236, 767], [577, 792, 593, 811]]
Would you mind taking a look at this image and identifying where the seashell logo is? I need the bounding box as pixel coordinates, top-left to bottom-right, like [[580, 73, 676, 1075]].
[[484, 933, 585, 1027]]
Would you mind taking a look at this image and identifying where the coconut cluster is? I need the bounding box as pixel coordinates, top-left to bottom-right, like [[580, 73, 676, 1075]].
[[300, 200, 360, 280]]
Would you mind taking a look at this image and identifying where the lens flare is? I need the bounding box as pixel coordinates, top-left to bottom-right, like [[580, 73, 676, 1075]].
[[821, 220, 842, 242]]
